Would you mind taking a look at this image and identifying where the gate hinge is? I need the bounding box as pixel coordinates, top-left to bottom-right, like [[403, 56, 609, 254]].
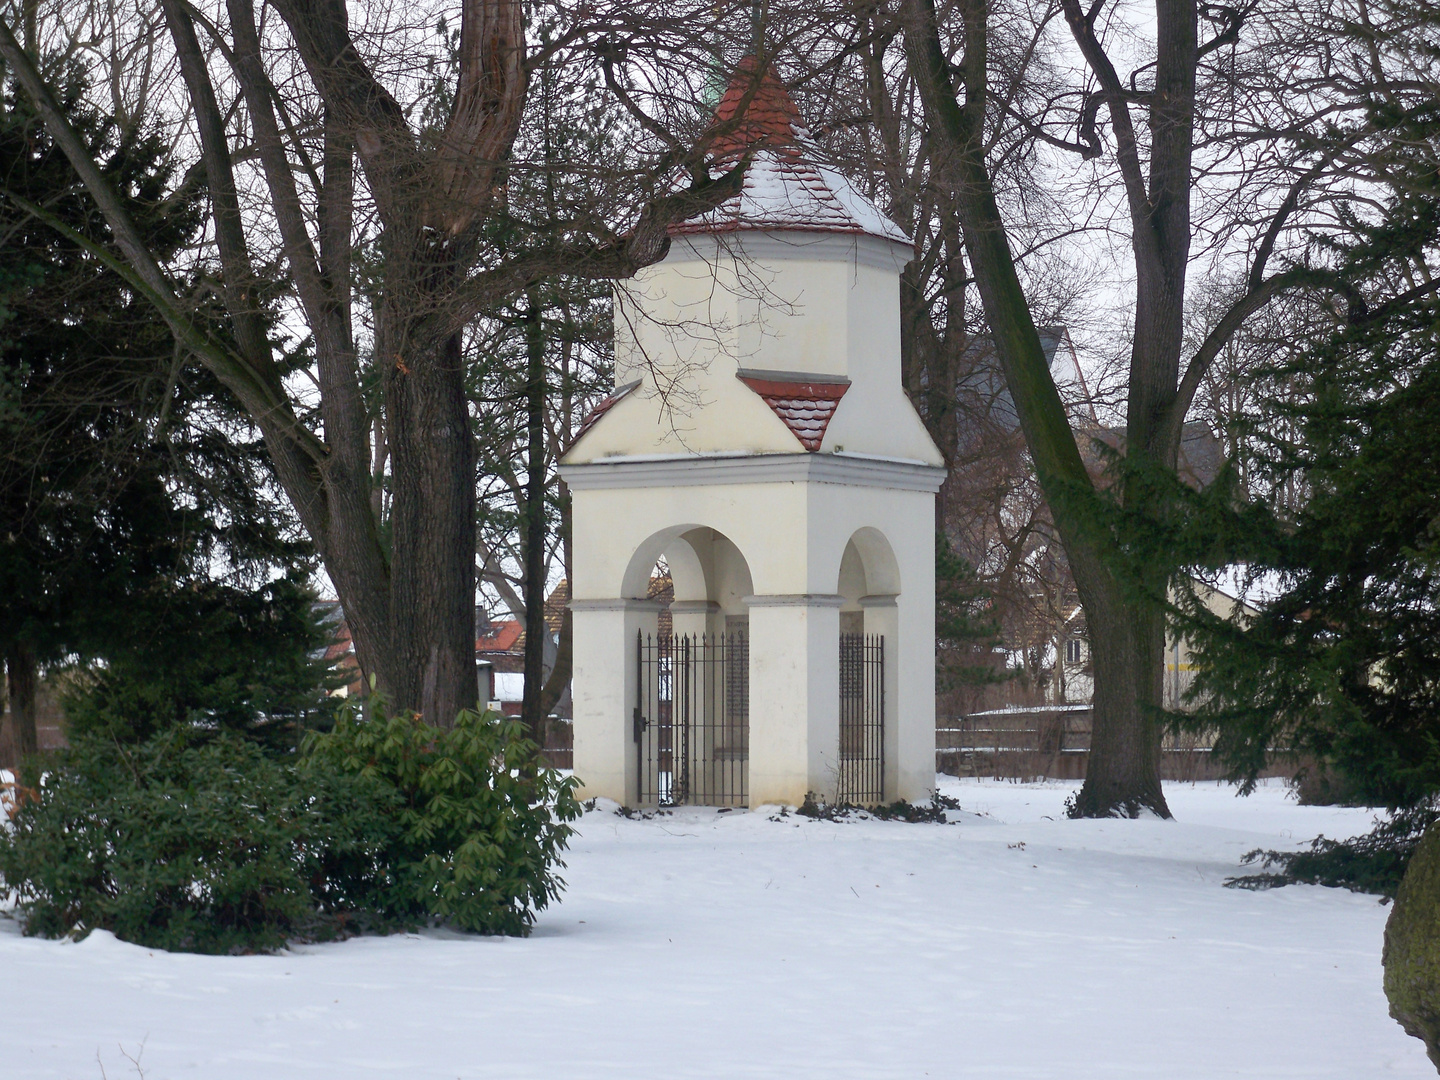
[[632, 706, 648, 742]]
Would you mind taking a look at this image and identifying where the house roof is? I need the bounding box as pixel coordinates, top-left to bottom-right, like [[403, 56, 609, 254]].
[[477, 582, 576, 661], [1089, 421, 1224, 489], [544, 582, 569, 634], [476, 619, 523, 654], [670, 59, 909, 246], [955, 326, 1096, 438]]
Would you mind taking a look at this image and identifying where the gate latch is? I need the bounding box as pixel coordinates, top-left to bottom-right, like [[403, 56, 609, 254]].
[[632, 706, 648, 742]]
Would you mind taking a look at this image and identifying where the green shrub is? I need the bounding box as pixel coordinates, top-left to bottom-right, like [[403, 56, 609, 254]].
[[1226, 803, 1439, 900], [0, 706, 581, 951], [0, 730, 397, 953], [303, 705, 582, 936]]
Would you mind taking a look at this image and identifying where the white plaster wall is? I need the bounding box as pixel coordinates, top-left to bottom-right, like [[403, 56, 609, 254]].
[[564, 227, 942, 809], [748, 597, 841, 806], [569, 599, 659, 805], [567, 233, 942, 467], [565, 470, 936, 807]]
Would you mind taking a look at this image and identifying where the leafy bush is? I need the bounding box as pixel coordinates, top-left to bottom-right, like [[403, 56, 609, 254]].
[[0, 705, 581, 952], [303, 705, 582, 936]]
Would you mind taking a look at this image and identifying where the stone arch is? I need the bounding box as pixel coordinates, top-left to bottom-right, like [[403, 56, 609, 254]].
[[840, 526, 902, 599], [622, 524, 755, 808], [835, 526, 901, 804], [620, 524, 755, 614]]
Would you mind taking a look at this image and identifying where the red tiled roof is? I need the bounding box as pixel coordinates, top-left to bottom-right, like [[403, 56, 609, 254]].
[[545, 581, 570, 634], [736, 373, 849, 452], [476, 619, 523, 654], [670, 59, 909, 245], [707, 56, 807, 159], [574, 379, 641, 443]]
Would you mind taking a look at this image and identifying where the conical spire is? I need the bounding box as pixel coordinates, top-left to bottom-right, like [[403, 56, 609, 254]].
[[670, 59, 910, 245], [706, 56, 807, 159]]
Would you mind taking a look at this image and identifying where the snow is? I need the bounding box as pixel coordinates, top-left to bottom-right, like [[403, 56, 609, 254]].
[[1, 778, 1428, 1079], [675, 149, 912, 245], [814, 161, 913, 245]]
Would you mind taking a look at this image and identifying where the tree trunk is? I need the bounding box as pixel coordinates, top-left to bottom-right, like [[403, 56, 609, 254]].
[[384, 326, 477, 726], [520, 292, 549, 748], [902, 0, 1171, 816], [538, 476, 574, 719], [1070, 570, 1168, 816], [5, 640, 38, 762]]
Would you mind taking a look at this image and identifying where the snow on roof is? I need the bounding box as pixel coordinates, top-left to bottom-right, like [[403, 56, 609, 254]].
[[670, 59, 910, 246]]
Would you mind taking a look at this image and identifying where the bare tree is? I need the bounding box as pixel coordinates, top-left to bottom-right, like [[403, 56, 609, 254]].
[[0, 2, 819, 723], [894, 0, 1372, 815], [768, 5, 1107, 732]]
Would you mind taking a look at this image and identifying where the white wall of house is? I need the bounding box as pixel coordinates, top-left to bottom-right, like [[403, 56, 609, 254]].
[[1054, 578, 1263, 710]]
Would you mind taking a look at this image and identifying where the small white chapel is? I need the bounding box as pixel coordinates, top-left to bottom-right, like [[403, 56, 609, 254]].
[[559, 61, 945, 809]]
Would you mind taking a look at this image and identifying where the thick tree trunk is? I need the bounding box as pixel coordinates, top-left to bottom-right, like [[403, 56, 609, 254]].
[[1070, 568, 1168, 816], [384, 327, 477, 726], [5, 640, 38, 762], [537, 480, 574, 720]]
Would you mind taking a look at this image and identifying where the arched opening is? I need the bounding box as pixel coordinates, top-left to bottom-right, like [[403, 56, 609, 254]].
[[836, 528, 901, 805], [624, 526, 754, 807]]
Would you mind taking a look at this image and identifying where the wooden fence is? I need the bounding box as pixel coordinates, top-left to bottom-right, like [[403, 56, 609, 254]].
[[539, 717, 573, 770], [936, 707, 1244, 782]]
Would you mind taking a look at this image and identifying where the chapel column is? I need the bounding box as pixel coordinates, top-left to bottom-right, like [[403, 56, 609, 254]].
[[570, 597, 661, 805], [745, 593, 843, 807]]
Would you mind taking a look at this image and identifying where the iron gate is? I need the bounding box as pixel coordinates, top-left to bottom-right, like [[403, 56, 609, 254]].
[[838, 633, 885, 804], [635, 631, 748, 806]]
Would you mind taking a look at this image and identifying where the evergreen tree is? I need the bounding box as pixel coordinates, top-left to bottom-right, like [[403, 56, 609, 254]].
[[1175, 252, 1440, 801], [0, 62, 330, 761], [1166, 39, 1440, 889], [1174, 93, 1440, 812], [935, 532, 1008, 696]]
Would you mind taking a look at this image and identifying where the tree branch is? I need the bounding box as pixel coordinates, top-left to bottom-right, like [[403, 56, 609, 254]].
[[1059, 0, 1154, 251], [266, 0, 416, 227], [0, 21, 323, 474], [432, 0, 528, 233], [1165, 266, 1311, 452], [225, 0, 369, 477]]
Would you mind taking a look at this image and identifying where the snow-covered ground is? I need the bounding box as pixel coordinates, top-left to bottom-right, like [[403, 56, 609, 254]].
[[1, 778, 1428, 1079]]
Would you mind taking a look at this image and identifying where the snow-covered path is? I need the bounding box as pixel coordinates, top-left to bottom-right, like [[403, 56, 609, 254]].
[[2, 779, 1427, 1079]]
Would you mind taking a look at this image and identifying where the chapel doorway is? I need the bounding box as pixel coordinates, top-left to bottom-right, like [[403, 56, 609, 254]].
[[835, 530, 899, 805], [630, 528, 752, 807], [635, 629, 749, 807]]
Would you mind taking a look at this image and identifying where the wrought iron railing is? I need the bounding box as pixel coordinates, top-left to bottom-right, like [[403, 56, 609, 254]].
[[635, 631, 748, 807], [838, 633, 885, 805]]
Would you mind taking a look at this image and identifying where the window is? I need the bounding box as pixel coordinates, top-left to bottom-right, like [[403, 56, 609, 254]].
[[1064, 638, 1084, 666]]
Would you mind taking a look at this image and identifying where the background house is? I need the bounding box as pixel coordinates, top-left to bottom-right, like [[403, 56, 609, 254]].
[[0, 678, 67, 770]]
